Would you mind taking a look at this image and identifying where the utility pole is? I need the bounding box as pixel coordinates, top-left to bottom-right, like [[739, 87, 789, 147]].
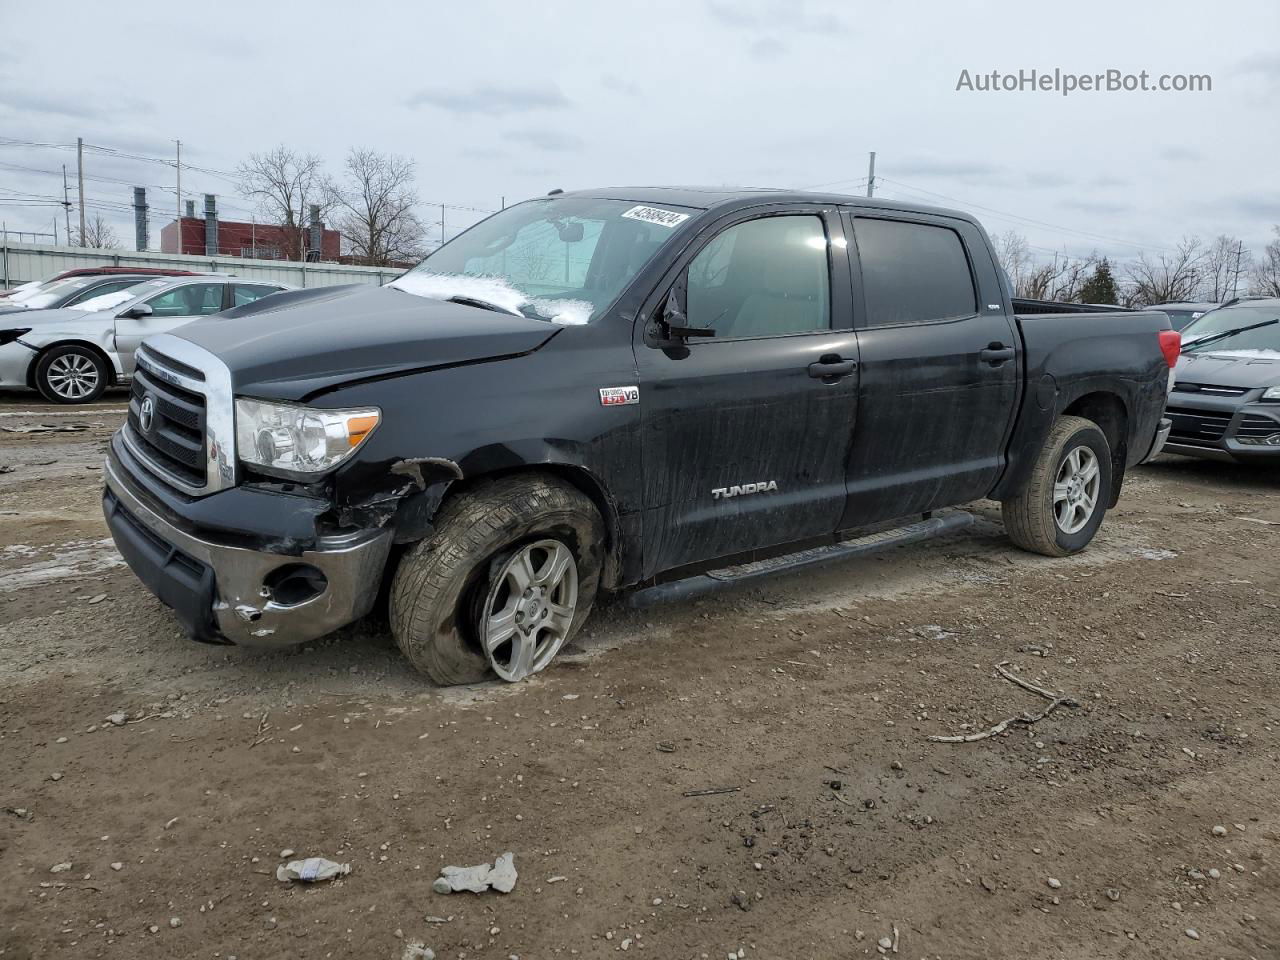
[[76, 137, 86, 246], [1230, 239, 1245, 298], [175, 139, 182, 224], [61, 165, 72, 243], [866, 151, 876, 198], [440, 203, 445, 245]]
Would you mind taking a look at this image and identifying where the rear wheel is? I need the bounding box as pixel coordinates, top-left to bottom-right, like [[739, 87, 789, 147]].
[[390, 474, 604, 685], [35, 344, 109, 404], [1002, 415, 1112, 557]]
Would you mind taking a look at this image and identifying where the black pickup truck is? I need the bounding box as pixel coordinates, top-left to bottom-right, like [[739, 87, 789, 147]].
[[102, 187, 1176, 684]]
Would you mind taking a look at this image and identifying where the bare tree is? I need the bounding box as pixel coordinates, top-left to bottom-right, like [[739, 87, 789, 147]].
[[72, 213, 119, 249], [332, 149, 427, 266], [992, 230, 1031, 294], [1125, 237, 1206, 306], [1019, 253, 1093, 302], [1251, 226, 1280, 297], [1200, 234, 1252, 301], [237, 147, 335, 261]]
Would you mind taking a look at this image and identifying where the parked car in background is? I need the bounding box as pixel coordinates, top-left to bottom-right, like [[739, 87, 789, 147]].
[[1149, 301, 1221, 330], [0, 266, 199, 300], [1164, 296, 1280, 462], [0, 272, 205, 317], [0, 275, 291, 403]]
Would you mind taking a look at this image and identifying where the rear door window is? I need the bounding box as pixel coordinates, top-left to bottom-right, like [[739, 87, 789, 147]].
[[854, 218, 977, 326], [144, 283, 225, 317]]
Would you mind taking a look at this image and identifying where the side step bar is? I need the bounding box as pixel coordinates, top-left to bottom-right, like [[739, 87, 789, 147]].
[[627, 510, 974, 609]]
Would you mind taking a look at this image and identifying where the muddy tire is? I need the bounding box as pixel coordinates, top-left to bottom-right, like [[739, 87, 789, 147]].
[[1002, 415, 1112, 558], [34, 344, 110, 404], [390, 474, 604, 685]]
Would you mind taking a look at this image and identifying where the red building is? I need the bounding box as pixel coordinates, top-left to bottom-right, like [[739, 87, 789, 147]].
[[159, 217, 341, 261]]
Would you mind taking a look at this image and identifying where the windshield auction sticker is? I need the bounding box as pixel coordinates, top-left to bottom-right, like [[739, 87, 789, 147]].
[[621, 205, 690, 228]]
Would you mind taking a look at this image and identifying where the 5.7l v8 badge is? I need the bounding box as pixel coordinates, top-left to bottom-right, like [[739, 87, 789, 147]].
[[599, 386, 639, 406]]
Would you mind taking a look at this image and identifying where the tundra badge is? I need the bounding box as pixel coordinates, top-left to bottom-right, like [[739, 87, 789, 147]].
[[712, 481, 779, 500]]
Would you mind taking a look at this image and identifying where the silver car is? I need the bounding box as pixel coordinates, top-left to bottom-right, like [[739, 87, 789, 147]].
[[0, 276, 290, 403]]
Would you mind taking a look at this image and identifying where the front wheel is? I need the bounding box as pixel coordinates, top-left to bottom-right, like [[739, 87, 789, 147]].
[[1002, 415, 1112, 557], [34, 344, 110, 404], [390, 474, 604, 685]]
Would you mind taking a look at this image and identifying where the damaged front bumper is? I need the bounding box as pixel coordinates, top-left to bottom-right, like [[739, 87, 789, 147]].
[[103, 451, 393, 648]]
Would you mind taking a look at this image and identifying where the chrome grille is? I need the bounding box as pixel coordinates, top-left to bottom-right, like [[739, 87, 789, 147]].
[[121, 337, 237, 496], [1171, 382, 1248, 397], [128, 366, 207, 486]]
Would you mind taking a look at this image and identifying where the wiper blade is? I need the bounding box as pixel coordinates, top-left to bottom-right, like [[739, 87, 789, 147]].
[[1182, 317, 1280, 352], [445, 295, 524, 318]]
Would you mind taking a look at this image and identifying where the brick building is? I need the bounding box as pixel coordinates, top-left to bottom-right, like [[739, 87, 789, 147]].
[[159, 216, 341, 261]]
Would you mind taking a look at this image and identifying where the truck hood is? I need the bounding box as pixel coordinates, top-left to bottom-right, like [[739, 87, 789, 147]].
[[173, 285, 562, 401], [1176, 350, 1280, 390]]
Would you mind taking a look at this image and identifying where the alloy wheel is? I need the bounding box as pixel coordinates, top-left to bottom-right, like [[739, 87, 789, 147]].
[[481, 539, 579, 682], [46, 353, 100, 401], [1053, 446, 1100, 534]]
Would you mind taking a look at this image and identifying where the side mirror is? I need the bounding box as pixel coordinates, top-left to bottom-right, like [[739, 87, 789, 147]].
[[644, 287, 717, 348], [658, 288, 715, 342], [124, 303, 153, 319]]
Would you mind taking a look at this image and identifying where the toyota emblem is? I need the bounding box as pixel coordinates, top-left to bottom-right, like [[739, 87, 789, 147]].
[[139, 394, 155, 433]]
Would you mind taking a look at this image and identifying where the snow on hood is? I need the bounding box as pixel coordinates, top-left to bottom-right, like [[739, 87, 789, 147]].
[[388, 271, 593, 326], [75, 290, 137, 312]]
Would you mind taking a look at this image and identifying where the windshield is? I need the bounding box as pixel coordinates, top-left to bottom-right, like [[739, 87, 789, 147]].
[[390, 197, 696, 324], [18, 276, 101, 309], [77, 280, 163, 312], [1182, 305, 1280, 354]]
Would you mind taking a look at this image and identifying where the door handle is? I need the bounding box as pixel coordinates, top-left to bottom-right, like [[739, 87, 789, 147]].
[[808, 357, 858, 381], [980, 343, 1015, 366]]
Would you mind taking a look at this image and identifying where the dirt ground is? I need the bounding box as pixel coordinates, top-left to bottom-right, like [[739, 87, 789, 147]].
[[0, 392, 1276, 960]]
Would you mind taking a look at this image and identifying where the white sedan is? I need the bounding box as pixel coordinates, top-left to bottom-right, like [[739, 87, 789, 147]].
[[0, 276, 290, 403]]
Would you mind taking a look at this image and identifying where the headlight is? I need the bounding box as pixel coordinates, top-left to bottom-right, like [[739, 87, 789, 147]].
[[1263, 386, 1280, 401], [235, 398, 380, 478]]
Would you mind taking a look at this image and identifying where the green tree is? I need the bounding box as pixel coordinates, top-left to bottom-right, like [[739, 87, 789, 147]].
[[1079, 258, 1119, 305]]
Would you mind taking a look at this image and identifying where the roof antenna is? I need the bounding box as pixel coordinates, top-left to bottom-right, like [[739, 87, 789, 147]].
[[547, 187, 564, 196]]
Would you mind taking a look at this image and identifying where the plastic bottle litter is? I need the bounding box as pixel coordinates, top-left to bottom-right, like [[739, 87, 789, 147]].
[[276, 857, 351, 882]]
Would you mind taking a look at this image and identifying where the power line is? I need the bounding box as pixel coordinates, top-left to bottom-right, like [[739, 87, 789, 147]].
[[875, 176, 1169, 254]]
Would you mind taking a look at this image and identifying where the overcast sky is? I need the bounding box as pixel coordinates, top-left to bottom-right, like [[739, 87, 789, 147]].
[[2, 0, 1277, 266]]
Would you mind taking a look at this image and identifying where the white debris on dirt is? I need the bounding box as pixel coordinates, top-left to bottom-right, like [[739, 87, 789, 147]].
[[1133, 547, 1177, 560], [435, 852, 517, 894], [402, 943, 435, 960], [389, 271, 593, 326], [0, 538, 125, 592], [276, 857, 351, 882]]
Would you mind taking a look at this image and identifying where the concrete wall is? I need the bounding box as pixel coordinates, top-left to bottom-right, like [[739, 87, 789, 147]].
[[0, 240, 403, 290]]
